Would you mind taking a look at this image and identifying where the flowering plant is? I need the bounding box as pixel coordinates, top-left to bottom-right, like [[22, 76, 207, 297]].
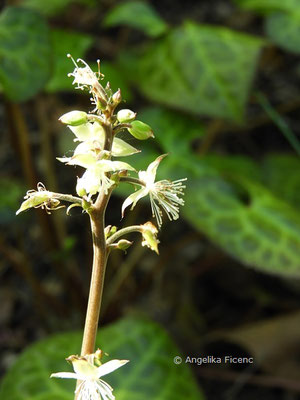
[[17, 55, 186, 399]]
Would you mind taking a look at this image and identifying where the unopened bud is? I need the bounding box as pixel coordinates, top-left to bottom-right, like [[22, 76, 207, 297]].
[[117, 109, 136, 123], [112, 89, 122, 105], [105, 225, 117, 239], [128, 120, 154, 140], [59, 110, 88, 126], [141, 222, 159, 254], [116, 239, 132, 251]]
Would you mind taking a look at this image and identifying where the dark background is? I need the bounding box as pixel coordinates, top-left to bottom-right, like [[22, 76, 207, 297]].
[[1, 1, 300, 399]]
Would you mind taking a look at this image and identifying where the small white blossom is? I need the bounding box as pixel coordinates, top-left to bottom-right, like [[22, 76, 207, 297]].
[[67, 55, 108, 111], [122, 155, 187, 228], [66, 122, 139, 157], [51, 354, 129, 400], [75, 160, 135, 196], [16, 182, 63, 215], [67, 55, 101, 91]]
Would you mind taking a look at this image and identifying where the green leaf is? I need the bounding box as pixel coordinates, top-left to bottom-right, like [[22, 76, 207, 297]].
[[0, 316, 203, 400], [265, 12, 300, 54], [0, 7, 51, 101], [120, 22, 264, 121], [184, 166, 300, 276], [104, 0, 168, 38], [138, 107, 205, 156], [22, 0, 74, 16], [262, 154, 300, 209], [46, 29, 94, 92], [235, 0, 300, 53], [202, 154, 261, 182], [234, 0, 298, 14], [22, 0, 97, 16]]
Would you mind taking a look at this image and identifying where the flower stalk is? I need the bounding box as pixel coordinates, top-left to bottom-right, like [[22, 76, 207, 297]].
[[17, 55, 186, 400]]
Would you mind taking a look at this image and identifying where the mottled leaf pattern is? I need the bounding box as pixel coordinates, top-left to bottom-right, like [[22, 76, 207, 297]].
[[184, 172, 300, 276], [0, 316, 203, 400], [235, 0, 300, 54], [120, 22, 264, 121]]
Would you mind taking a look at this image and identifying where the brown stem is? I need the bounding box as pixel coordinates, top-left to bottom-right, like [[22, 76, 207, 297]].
[[74, 104, 115, 400], [74, 191, 111, 400], [80, 210, 107, 355], [78, 120, 114, 356]]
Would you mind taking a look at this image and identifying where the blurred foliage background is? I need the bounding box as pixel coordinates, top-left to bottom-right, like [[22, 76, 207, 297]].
[[1, 0, 300, 399]]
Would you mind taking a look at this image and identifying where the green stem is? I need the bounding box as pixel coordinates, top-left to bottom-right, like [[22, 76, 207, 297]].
[[119, 176, 145, 187], [51, 192, 83, 205], [113, 123, 132, 135], [106, 225, 142, 246], [87, 114, 105, 125], [256, 92, 300, 156]]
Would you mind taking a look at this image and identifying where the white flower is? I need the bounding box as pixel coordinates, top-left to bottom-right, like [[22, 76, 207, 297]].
[[67, 55, 101, 91], [16, 182, 63, 215], [51, 354, 129, 400], [122, 155, 187, 228], [76, 160, 136, 196], [57, 123, 137, 196], [66, 122, 139, 157]]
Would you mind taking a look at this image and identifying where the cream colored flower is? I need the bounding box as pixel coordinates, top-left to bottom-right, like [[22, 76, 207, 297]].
[[67, 56, 101, 91], [75, 160, 135, 196], [51, 354, 129, 400], [122, 155, 186, 228], [60, 122, 139, 159], [16, 183, 63, 215]]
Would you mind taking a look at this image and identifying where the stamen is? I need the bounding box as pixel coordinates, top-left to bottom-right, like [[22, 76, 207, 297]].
[[67, 53, 78, 68]]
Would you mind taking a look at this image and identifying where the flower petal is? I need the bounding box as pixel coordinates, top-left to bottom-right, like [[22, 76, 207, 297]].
[[96, 359, 129, 378], [16, 191, 51, 215], [77, 169, 101, 196], [68, 123, 94, 141], [91, 123, 106, 143], [145, 154, 168, 183], [121, 188, 148, 217], [97, 160, 135, 172], [72, 358, 99, 379], [56, 157, 71, 164], [112, 137, 140, 157], [69, 153, 97, 168], [50, 372, 78, 379]]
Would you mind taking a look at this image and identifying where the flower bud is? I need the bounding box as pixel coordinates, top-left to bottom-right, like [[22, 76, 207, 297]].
[[117, 109, 136, 123], [59, 111, 88, 126], [112, 89, 122, 105], [141, 222, 159, 254], [116, 239, 133, 251], [128, 121, 154, 140], [105, 225, 117, 239]]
